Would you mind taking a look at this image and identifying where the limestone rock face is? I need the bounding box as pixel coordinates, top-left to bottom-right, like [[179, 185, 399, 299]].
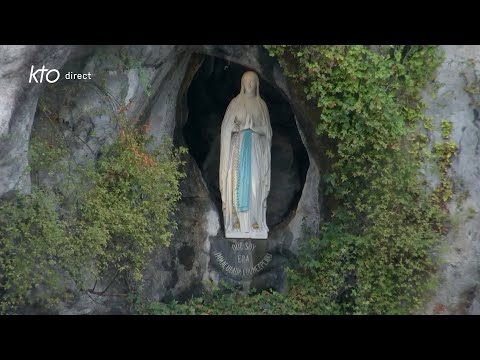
[[0, 45, 73, 196], [9, 45, 480, 315], [421, 46, 480, 315]]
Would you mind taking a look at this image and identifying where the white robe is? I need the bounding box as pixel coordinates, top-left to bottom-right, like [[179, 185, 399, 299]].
[[219, 95, 272, 239]]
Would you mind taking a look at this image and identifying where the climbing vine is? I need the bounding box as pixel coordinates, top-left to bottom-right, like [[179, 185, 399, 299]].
[[0, 90, 187, 313], [263, 45, 451, 314]]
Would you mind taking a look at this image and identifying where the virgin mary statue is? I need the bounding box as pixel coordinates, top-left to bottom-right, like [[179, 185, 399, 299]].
[[219, 71, 272, 239]]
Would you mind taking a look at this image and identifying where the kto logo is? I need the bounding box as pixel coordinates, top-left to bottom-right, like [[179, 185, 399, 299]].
[[29, 65, 60, 84]]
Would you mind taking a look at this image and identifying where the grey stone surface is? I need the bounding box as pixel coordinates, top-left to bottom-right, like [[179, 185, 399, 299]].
[[422, 45, 480, 315], [0, 45, 73, 196], [142, 155, 213, 303]]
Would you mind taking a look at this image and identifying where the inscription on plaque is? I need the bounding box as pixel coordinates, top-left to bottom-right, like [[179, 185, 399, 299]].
[[213, 241, 272, 278]]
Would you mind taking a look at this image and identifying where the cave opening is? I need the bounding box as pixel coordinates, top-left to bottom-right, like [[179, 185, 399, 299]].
[[182, 56, 309, 229]]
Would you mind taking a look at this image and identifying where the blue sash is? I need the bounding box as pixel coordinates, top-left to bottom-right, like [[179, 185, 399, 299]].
[[237, 129, 252, 212]]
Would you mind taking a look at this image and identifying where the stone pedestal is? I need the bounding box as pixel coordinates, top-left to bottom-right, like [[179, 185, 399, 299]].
[[224, 231, 268, 239]]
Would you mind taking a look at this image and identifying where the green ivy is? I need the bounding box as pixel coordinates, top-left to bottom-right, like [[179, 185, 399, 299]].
[[137, 282, 307, 315], [77, 115, 187, 285], [432, 141, 458, 204], [260, 45, 448, 314], [119, 49, 152, 97], [0, 105, 186, 313], [441, 119, 454, 140], [264, 45, 449, 314], [0, 189, 74, 312]]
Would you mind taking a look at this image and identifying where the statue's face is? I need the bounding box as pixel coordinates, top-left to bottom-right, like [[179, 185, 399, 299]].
[[243, 74, 257, 95]]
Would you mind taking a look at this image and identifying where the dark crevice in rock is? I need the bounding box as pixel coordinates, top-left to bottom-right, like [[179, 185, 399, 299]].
[[178, 245, 195, 271], [172, 282, 204, 303], [472, 108, 480, 155], [456, 285, 478, 314], [457, 125, 467, 156], [173, 53, 205, 147]]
